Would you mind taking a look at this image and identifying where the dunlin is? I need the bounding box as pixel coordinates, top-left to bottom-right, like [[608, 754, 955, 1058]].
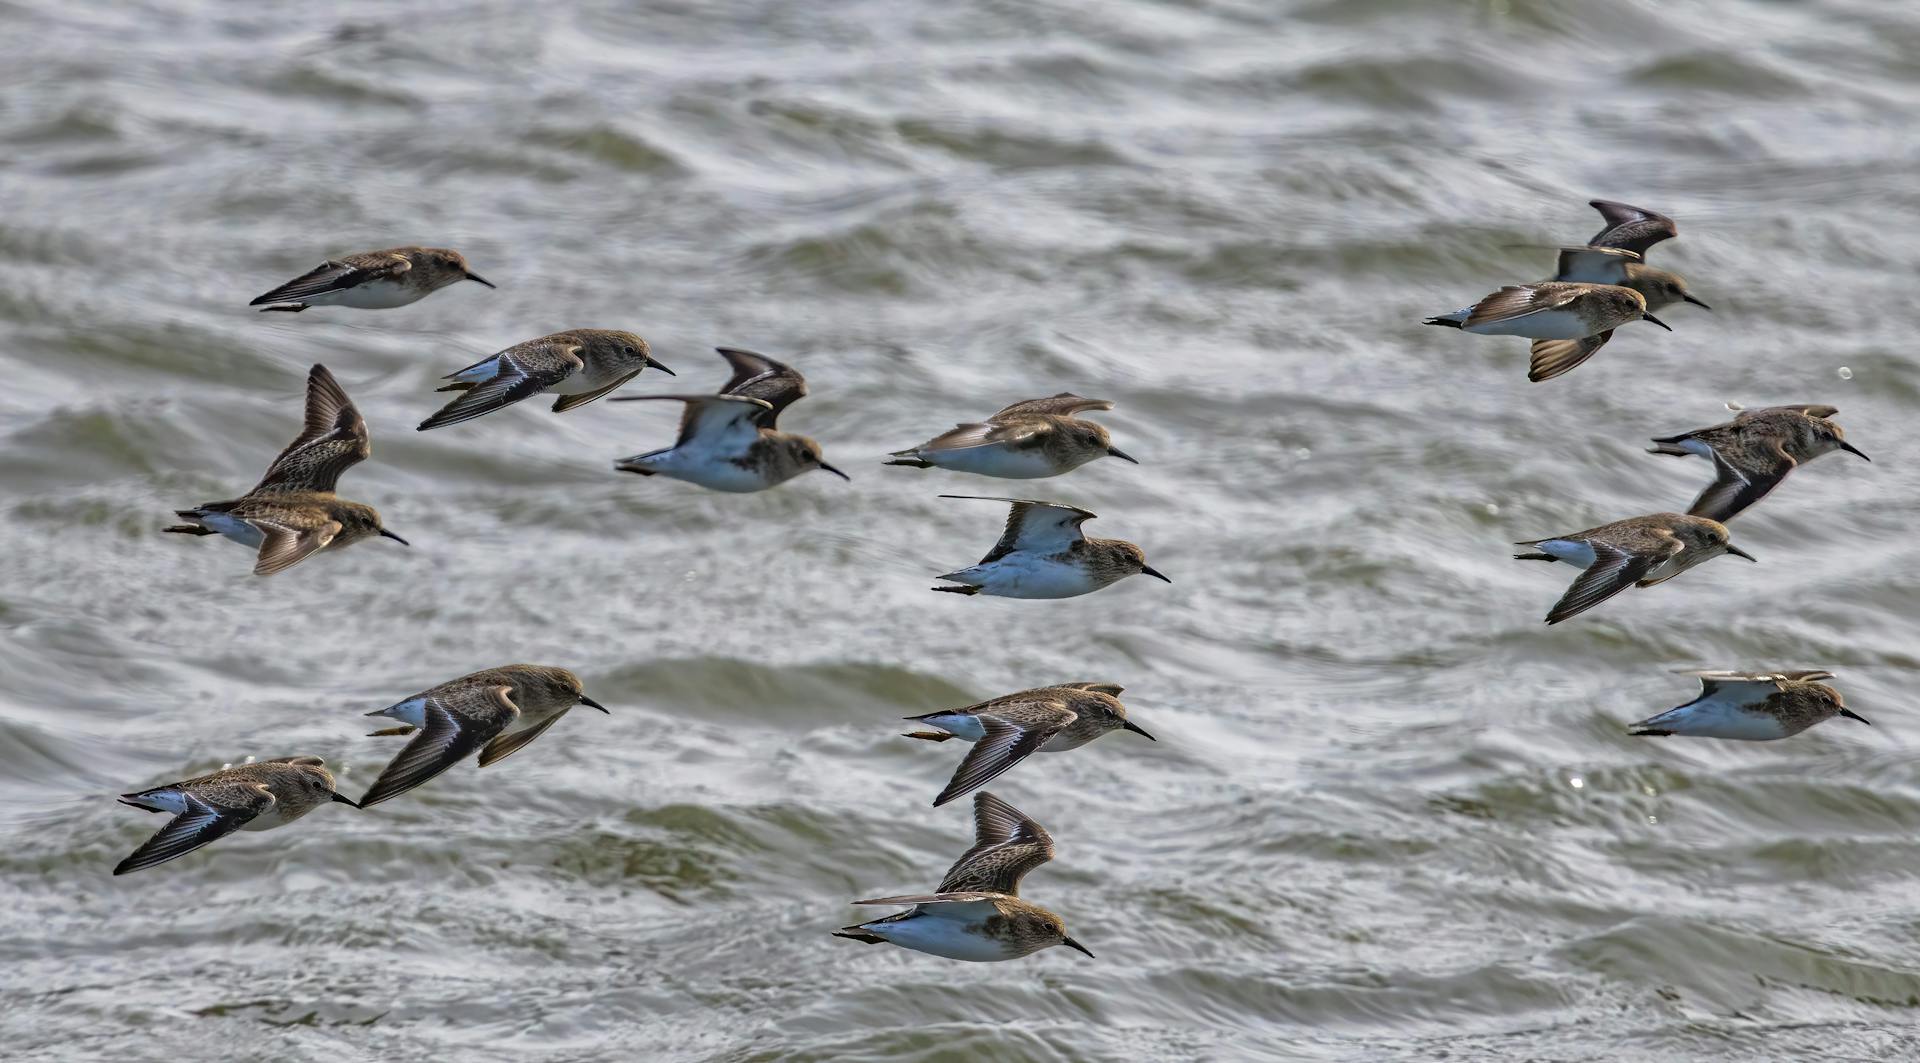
[[114, 755, 357, 875], [1551, 245, 1709, 315], [885, 393, 1138, 478], [1650, 404, 1869, 522], [1424, 281, 1672, 381], [834, 792, 1093, 962], [358, 665, 608, 808], [1629, 670, 1869, 740], [1513, 513, 1755, 624], [932, 495, 1168, 598], [418, 329, 673, 431], [903, 682, 1155, 806], [165, 364, 409, 576], [250, 246, 493, 312], [610, 347, 847, 491]]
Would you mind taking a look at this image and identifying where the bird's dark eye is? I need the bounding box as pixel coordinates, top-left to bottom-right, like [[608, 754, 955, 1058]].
[[624, 346, 636, 355]]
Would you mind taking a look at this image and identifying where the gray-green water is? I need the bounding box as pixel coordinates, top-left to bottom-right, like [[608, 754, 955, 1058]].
[[4, 0, 1919, 1059]]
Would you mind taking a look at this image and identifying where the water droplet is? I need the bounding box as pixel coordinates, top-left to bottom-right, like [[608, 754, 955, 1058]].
[[1838, 366, 1854, 380], [1294, 447, 1312, 461], [1568, 776, 1585, 790], [1725, 401, 1744, 412], [1485, 502, 1500, 516], [1646, 814, 1659, 825]]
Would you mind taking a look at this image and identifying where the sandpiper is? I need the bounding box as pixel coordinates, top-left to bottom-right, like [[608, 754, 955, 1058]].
[[903, 682, 1156, 806], [166, 364, 409, 576], [418, 329, 673, 430], [114, 755, 357, 875], [250, 246, 493, 312], [1629, 670, 1869, 740], [610, 347, 847, 491], [1424, 281, 1672, 381], [1513, 513, 1755, 625], [1650, 404, 1869, 522], [885, 394, 1137, 478], [933, 496, 1168, 598], [1550, 245, 1709, 315], [834, 792, 1093, 963], [358, 665, 608, 808]]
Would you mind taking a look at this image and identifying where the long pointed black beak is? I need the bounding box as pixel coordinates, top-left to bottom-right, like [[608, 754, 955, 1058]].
[[465, 272, 496, 289], [646, 357, 676, 376], [1061, 937, 1095, 959], [1840, 708, 1872, 726], [379, 528, 411, 546], [1122, 720, 1156, 741], [1642, 311, 1673, 331], [1682, 294, 1711, 310], [1839, 440, 1871, 462], [818, 461, 851, 482], [1724, 543, 1758, 562], [1140, 565, 1171, 583], [1105, 446, 1140, 465], [578, 693, 610, 714], [331, 792, 361, 808]]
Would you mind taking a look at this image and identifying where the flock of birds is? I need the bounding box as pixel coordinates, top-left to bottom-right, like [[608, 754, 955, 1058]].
[[114, 198, 1874, 963], [1427, 200, 1873, 740], [119, 245, 1167, 964]]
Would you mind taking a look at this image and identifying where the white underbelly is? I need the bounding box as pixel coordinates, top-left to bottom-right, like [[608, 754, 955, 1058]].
[[1639, 694, 1789, 740], [1536, 539, 1597, 568], [923, 446, 1068, 479], [952, 556, 1103, 599], [645, 449, 774, 492], [311, 279, 426, 309], [1467, 309, 1594, 340], [871, 915, 1020, 962], [201, 511, 264, 548]]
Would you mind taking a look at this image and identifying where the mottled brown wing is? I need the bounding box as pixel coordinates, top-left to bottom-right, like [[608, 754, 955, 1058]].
[[254, 365, 370, 493], [357, 685, 517, 807], [1543, 540, 1661, 625], [1587, 200, 1678, 256], [250, 517, 342, 577], [1528, 332, 1613, 382], [1749, 404, 1839, 420], [941, 495, 1095, 564], [990, 393, 1114, 420], [936, 792, 1056, 896], [250, 250, 411, 306], [1465, 284, 1580, 329], [716, 347, 807, 428], [911, 421, 1045, 453], [1552, 245, 1638, 285], [929, 700, 1075, 807], [113, 785, 272, 875], [419, 343, 585, 430], [1686, 440, 1795, 523]]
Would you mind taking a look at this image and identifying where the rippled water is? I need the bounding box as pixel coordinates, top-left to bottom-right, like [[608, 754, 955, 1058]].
[[5, 0, 1920, 1059]]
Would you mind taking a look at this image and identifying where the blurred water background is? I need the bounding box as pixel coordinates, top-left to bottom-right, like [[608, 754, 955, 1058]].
[[3, 0, 1919, 1059]]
